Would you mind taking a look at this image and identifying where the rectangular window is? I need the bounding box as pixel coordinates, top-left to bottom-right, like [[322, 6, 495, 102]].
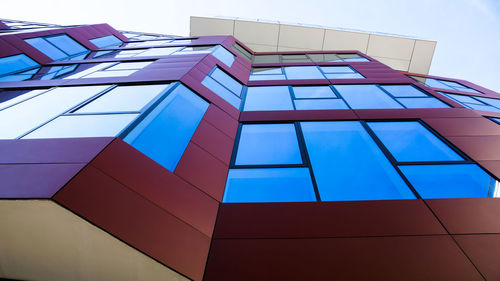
[[320, 66, 364, 79], [441, 92, 500, 113], [90, 35, 123, 49], [202, 67, 243, 109], [231, 42, 253, 62], [410, 76, 482, 94], [334, 84, 404, 109], [0, 54, 39, 77], [243, 86, 294, 111], [25, 34, 88, 61]]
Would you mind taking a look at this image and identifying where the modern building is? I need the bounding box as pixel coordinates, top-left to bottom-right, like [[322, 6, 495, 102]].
[[0, 17, 500, 281]]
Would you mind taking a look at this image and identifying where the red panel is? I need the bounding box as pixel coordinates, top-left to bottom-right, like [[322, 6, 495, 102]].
[[0, 163, 85, 198], [191, 120, 234, 165], [214, 200, 446, 239], [91, 139, 219, 237], [423, 117, 500, 136], [426, 198, 500, 234], [54, 165, 210, 281], [446, 136, 500, 161], [204, 236, 482, 281], [0, 137, 113, 164], [202, 105, 239, 139], [239, 109, 358, 122], [174, 142, 228, 202], [454, 234, 500, 280]]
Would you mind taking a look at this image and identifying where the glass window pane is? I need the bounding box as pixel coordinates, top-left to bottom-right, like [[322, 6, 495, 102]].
[[368, 121, 463, 162], [90, 35, 122, 48], [491, 118, 500, 125], [174, 46, 214, 54], [281, 54, 311, 62], [400, 164, 498, 198], [253, 55, 280, 64], [443, 93, 482, 104], [211, 46, 235, 67], [46, 35, 87, 55], [334, 84, 403, 109], [249, 74, 286, 81], [294, 99, 349, 110], [293, 86, 337, 98], [84, 69, 137, 78], [23, 114, 138, 139], [235, 124, 302, 165], [324, 73, 364, 79], [284, 66, 325, 80], [320, 66, 354, 73], [0, 54, 39, 76], [0, 89, 49, 111], [381, 85, 428, 97], [465, 103, 500, 112], [397, 97, 450, 108], [301, 121, 414, 201], [75, 84, 170, 113], [0, 85, 110, 139], [210, 68, 242, 96], [476, 97, 500, 109], [63, 63, 115, 79], [124, 84, 209, 171], [423, 78, 454, 90], [106, 61, 152, 70], [308, 54, 341, 62], [223, 168, 316, 203], [25, 37, 67, 60], [136, 47, 181, 57], [201, 76, 241, 109], [252, 67, 282, 75], [244, 86, 293, 111]]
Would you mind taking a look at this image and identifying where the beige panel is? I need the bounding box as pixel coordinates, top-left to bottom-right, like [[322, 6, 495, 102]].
[[367, 34, 415, 60], [277, 46, 315, 52], [244, 43, 278, 52], [234, 20, 280, 46], [371, 56, 411, 71], [323, 29, 370, 53], [278, 24, 325, 50], [408, 40, 436, 74], [190, 17, 234, 36], [0, 200, 188, 281]]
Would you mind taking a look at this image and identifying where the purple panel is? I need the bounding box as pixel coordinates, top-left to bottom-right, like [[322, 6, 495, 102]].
[[0, 138, 113, 164], [203, 104, 239, 139], [446, 136, 500, 161], [354, 108, 481, 119], [0, 163, 85, 198]]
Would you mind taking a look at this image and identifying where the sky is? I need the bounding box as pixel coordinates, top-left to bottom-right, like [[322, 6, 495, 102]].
[[2, 0, 499, 92]]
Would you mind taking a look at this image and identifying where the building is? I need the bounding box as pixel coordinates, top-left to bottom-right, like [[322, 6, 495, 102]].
[[0, 17, 500, 281]]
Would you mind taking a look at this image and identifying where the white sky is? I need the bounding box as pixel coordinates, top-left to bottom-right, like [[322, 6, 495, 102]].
[[2, 0, 499, 92]]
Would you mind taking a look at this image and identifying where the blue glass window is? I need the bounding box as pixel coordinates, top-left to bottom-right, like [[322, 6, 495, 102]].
[[294, 99, 349, 110], [0, 54, 39, 76], [400, 164, 498, 198], [202, 67, 242, 109], [476, 97, 500, 109], [320, 66, 364, 79], [124, 84, 209, 171], [25, 34, 88, 61], [223, 168, 316, 203], [381, 85, 428, 97], [334, 84, 403, 109], [235, 124, 302, 165], [211, 45, 235, 67], [284, 66, 325, 80], [249, 67, 286, 81], [244, 86, 293, 111], [368, 121, 463, 162], [301, 121, 414, 201], [491, 118, 500, 125], [396, 97, 449, 108], [90, 35, 122, 48], [292, 86, 336, 98], [412, 76, 482, 94]]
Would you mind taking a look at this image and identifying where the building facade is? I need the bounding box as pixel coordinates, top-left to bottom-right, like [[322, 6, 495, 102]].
[[0, 19, 500, 281]]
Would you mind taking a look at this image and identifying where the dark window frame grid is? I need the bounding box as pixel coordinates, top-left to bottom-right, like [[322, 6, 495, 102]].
[[252, 53, 370, 64], [409, 75, 482, 94], [24, 33, 90, 61]]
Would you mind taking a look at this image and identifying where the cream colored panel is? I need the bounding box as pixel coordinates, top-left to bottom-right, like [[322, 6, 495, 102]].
[[371, 56, 411, 71], [190, 17, 234, 36], [408, 40, 436, 74], [323, 30, 369, 53], [0, 200, 188, 281], [278, 24, 325, 50], [277, 46, 314, 52], [367, 34, 415, 60], [244, 43, 278, 52], [234, 20, 280, 46]]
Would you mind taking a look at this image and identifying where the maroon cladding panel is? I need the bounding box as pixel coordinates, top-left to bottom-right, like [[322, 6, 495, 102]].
[[454, 234, 500, 280], [0, 137, 113, 164], [0, 37, 22, 58], [479, 160, 500, 179], [214, 200, 446, 239], [0, 21, 9, 29], [0, 163, 85, 198], [426, 198, 500, 234], [355, 107, 480, 119], [240, 109, 358, 122], [202, 105, 239, 139], [204, 236, 482, 281], [446, 135, 500, 161], [54, 165, 210, 281], [174, 142, 228, 202], [191, 120, 234, 165], [423, 117, 500, 137], [90, 138, 219, 237]]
